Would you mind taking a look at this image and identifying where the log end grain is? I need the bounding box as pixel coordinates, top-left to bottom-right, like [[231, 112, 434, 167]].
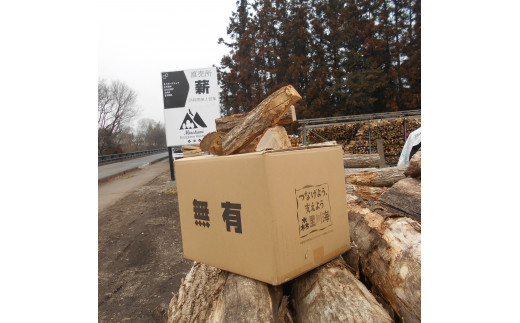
[[200, 131, 224, 155]]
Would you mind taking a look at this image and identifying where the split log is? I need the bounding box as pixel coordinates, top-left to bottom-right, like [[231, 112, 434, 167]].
[[255, 125, 292, 151], [215, 106, 297, 134], [168, 262, 287, 323], [236, 125, 292, 153], [404, 150, 421, 178], [378, 178, 421, 222], [345, 166, 407, 187], [220, 85, 302, 155], [343, 154, 381, 168], [346, 201, 421, 323], [291, 257, 394, 323]]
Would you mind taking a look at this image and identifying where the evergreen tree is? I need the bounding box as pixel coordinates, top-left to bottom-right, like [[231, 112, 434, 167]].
[[218, 0, 421, 117]]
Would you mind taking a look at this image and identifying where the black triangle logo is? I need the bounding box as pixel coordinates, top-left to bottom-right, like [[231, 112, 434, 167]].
[[193, 112, 207, 128], [180, 114, 197, 130]]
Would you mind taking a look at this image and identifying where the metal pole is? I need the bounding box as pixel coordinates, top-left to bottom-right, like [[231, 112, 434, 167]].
[[168, 146, 175, 181], [368, 121, 372, 154], [302, 124, 307, 146], [403, 118, 408, 141]]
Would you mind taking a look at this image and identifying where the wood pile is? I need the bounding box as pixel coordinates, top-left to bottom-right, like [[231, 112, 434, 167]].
[[305, 118, 421, 165], [168, 86, 421, 322], [343, 150, 421, 322], [181, 145, 202, 158]]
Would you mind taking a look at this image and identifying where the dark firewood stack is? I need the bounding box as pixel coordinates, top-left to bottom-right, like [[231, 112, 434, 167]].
[[169, 86, 421, 323], [306, 118, 421, 165], [306, 122, 363, 147]]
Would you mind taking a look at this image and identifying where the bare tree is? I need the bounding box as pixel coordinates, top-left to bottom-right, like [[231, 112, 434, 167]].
[[136, 118, 166, 150], [98, 79, 140, 155]]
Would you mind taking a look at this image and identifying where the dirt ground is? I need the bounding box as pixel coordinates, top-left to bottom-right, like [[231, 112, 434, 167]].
[[98, 169, 193, 323]]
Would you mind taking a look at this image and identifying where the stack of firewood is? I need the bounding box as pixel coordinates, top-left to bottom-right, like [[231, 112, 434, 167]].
[[200, 90, 299, 155], [168, 86, 421, 323], [306, 122, 363, 146], [305, 118, 421, 165]]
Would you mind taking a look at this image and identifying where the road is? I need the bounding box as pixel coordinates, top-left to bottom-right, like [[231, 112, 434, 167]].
[[98, 159, 173, 213], [98, 152, 169, 180], [98, 159, 191, 322]]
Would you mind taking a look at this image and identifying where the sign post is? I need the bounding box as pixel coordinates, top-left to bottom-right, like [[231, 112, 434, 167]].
[[161, 67, 220, 181]]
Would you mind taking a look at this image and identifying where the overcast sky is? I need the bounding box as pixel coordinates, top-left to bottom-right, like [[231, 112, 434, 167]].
[[98, 0, 238, 128]]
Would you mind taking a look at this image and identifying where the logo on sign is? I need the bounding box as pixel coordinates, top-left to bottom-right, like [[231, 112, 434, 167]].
[[180, 109, 208, 130]]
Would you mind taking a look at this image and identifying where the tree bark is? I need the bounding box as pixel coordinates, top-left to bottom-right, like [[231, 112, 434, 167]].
[[345, 184, 389, 201], [378, 178, 421, 222], [343, 154, 381, 168], [344, 166, 407, 187], [220, 85, 302, 155], [291, 257, 393, 323], [215, 105, 297, 134], [168, 262, 286, 323], [346, 201, 421, 323]]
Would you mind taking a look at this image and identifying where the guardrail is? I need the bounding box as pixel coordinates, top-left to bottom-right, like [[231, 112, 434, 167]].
[[98, 148, 168, 165]]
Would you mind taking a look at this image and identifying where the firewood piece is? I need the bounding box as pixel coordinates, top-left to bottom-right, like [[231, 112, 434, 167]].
[[200, 131, 224, 155], [404, 150, 421, 178], [343, 154, 381, 168], [347, 201, 421, 323], [255, 125, 292, 151], [291, 257, 394, 323], [236, 126, 292, 154], [276, 105, 297, 125], [168, 262, 285, 323], [344, 166, 407, 187], [214, 113, 246, 134], [221, 85, 302, 155], [215, 106, 297, 134], [378, 178, 421, 222]]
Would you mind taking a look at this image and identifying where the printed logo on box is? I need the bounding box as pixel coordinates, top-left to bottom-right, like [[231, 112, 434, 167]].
[[295, 183, 332, 238]]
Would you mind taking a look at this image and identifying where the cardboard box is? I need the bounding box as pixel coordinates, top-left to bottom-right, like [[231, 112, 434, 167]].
[[174, 145, 350, 285]]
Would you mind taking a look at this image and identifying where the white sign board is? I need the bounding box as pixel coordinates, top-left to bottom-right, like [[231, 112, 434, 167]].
[[161, 67, 220, 146]]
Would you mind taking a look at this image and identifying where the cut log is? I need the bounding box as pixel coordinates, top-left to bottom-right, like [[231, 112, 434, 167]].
[[346, 201, 421, 323], [404, 150, 421, 178], [168, 262, 286, 323], [291, 257, 394, 323], [277, 105, 297, 125], [343, 154, 381, 168], [215, 106, 297, 134], [220, 85, 302, 155], [378, 177, 421, 222], [214, 113, 246, 134], [345, 183, 389, 200], [344, 166, 407, 187], [200, 131, 224, 155]]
